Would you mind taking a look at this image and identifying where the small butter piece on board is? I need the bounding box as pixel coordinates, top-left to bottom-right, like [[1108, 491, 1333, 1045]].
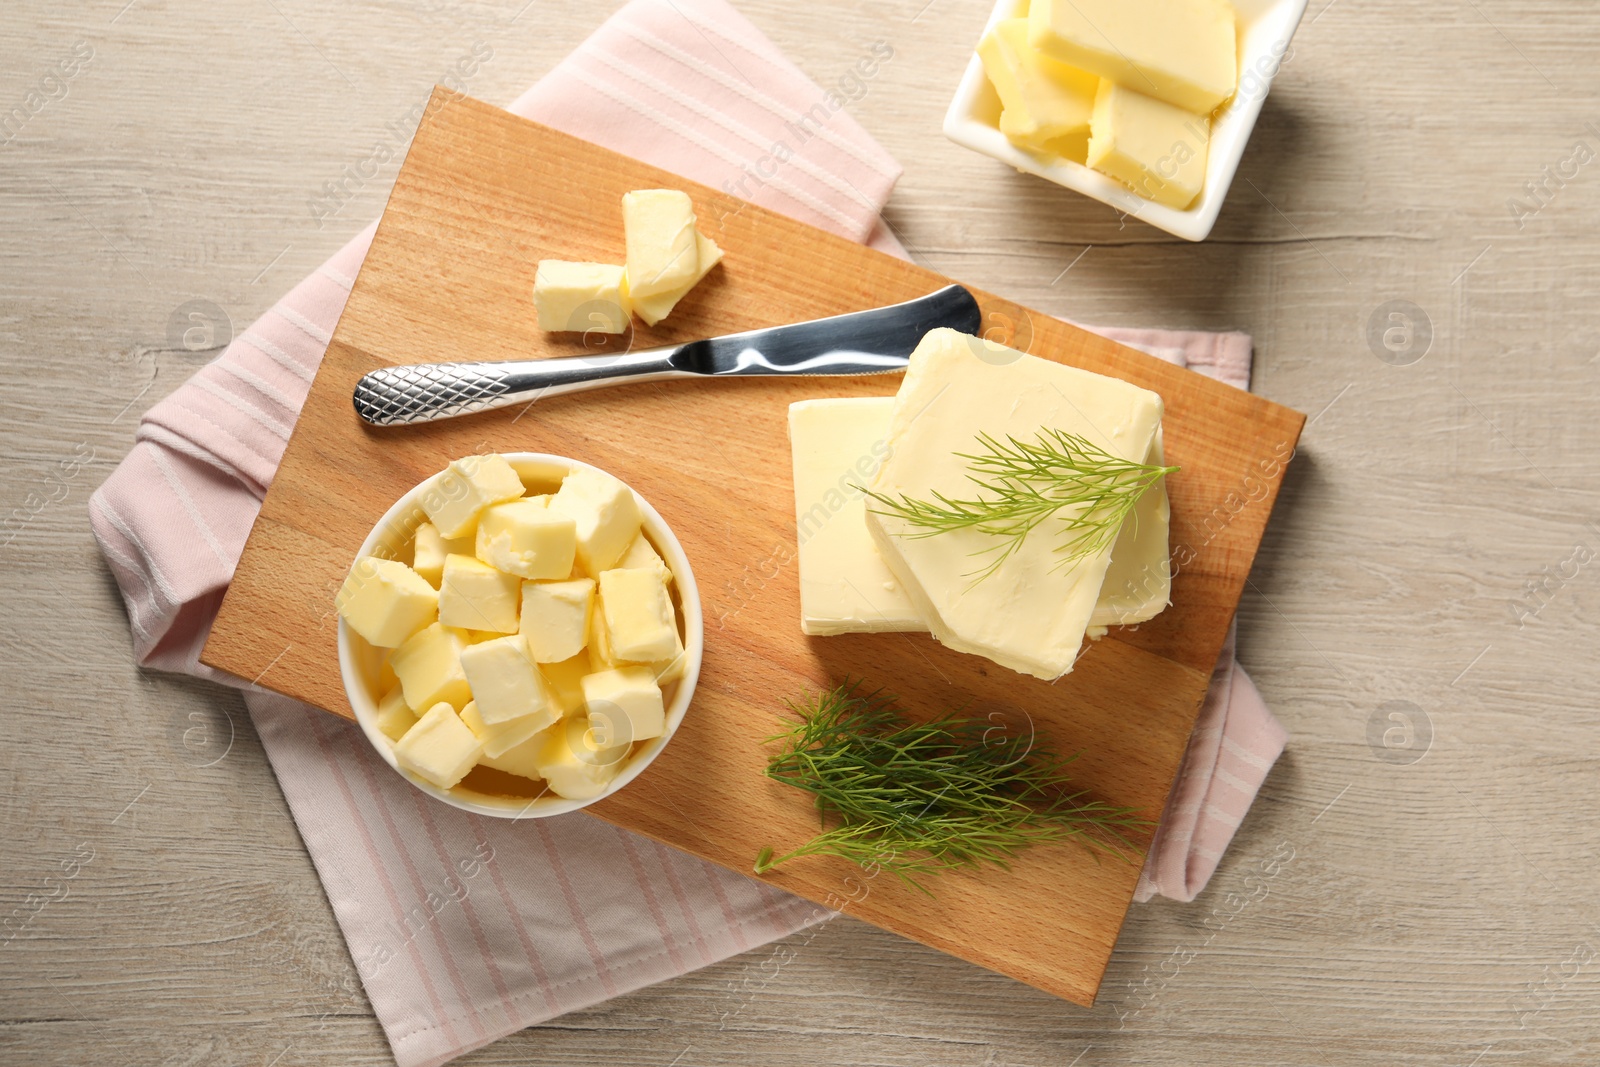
[[581, 666, 666, 745], [533, 260, 630, 335], [412, 523, 471, 588], [390, 622, 473, 711], [1028, 0, 1237, 115], [597, 568, 678, 663], [439, 553, 521, 634], [533, 717, 628, 800], [621, 189, 699, 299], [476, 497, 577, 580], [421, 454, 525, 539], [458, 632, 559, 727], [374, 684, 420, 742], [628, 232, 723, 326], [336, 556, 438, 648], [788, 397, 923, 636], [520, 578, 594, 663], [1086, 81, 1210, 210], [460, 698, 554, 759], [978, 18, 1098, 158], [549, 467, 643, 573], [864, 328, 1162, 680], [394, 702, 484, 789]]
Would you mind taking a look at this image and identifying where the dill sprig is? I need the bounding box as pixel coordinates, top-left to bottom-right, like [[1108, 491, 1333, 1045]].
[[862, 428, 1178, 582], [754, 683, 1148, 895]]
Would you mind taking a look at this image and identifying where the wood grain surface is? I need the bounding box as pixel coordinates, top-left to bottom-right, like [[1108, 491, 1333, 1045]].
[[6, 0, 1600, 1064], [199, 89, 1303, 1007]]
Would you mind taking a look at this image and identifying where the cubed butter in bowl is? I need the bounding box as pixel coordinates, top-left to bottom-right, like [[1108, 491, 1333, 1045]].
[[944, 0, 1308, 241], [337, 453, 703, 818]]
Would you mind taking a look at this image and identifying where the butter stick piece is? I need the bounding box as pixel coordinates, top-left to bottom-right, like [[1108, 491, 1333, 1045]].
[[1028, 0, 1237, 115], [978, 18, 1097, 158], [1086, 80, 1210, 211], [622, 189, 699, 299], [534, 261, 630, 335]]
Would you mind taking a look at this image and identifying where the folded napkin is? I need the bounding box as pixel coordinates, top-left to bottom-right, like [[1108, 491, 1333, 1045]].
[[89, 2, 1286, 1063]]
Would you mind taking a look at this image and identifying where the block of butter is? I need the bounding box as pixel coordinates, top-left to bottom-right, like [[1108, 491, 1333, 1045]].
[[597, 568, 678, 663], [621, 189, 700, 299], [394, 702, 484, 789], [533, 260, 630, 335], [629, 232, 723, 326], [790, 397, 1171, 637], [864, 329, 1163, 680], [1028, 0, 1237, 115], [458, 633, 559, 727], [438, 553, 521, 633], [420, 453, 525, 540], [549, 467, 643, 574], [1087, 81, 1210, 210], [789, 397, 923, 635], [475, 497, 577, 580], [519, 577, 593, 663], [336, 556, 438, 648], [390, 622, 473, 711], [532, 717, 627, 800], [412, 523, 471, 588], [581, 666, 666, 745], [978, 18, 1098, 158]]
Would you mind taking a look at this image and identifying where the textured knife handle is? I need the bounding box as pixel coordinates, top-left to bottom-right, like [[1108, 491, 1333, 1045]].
[[353, 362, 516, 425], [353, 349, 685, 426]]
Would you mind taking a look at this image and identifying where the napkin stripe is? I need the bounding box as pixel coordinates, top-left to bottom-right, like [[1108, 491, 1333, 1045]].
[[534, 821, 620, 997]]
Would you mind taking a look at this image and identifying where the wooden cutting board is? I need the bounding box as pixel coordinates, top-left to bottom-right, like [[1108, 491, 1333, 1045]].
[[202, 88, 1304, 1007]]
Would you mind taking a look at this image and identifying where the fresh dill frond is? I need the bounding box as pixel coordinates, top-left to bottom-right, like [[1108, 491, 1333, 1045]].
[[753, 682, 1148, 895], [861, 428, 1178, 582]]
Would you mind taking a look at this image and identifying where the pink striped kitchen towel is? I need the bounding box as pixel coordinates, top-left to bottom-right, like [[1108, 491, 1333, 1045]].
[[89, 1, 1287, 1064]]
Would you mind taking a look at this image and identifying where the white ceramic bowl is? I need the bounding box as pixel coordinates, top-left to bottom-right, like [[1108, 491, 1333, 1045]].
[[338, 453, 703, 818], [943, 0, 1308, 241]]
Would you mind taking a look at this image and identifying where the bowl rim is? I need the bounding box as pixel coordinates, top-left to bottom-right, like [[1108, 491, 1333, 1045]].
[[942, 0, 1310, 241], [337, 451, 705, 819]]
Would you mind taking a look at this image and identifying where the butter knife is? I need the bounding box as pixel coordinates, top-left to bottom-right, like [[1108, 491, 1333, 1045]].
[[351, 284, 981, 426]]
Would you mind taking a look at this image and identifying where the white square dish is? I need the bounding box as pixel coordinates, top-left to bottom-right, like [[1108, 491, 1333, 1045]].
[[943, 0, 1309, 241]]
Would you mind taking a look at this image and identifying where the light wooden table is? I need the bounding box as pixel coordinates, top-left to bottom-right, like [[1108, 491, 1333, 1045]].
[[4, 1, 1599, 1063]]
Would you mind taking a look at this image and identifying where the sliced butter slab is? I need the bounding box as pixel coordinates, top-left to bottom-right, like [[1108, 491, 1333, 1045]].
[[791, 398, 1171, 637], [1086, 81, 1210, 211], [629, 233, 723, 326], [863, 329, 1162, 680], [789, 397, 923, 635], [978, 18, 1098, 159], [622, 189, 699, 299], [1028, 0, 1237, 115]]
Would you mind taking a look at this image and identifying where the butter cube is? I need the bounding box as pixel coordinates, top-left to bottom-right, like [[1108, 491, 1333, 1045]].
[[549, 467, 643, 574], [374, 684, 420, 742], [520, 578, 593, 663], [597, 568, 678, 663], [421, 454, 525, 539], [1028, 0, 1237, 115], [622, 189, 699, 299], [336, 556, 439, 648], [628, 232, 723, 326], [478, 730, 550, 781], [438, 553, 521, 633], [616, 532, 673, 585], [475, 497, 577, 580], [1086, 81, 1210, 210], [581, 666, 666, 745], [458, 633, 559, 726], [533, 260, 630, 335], [460, 698, 555, 759], [789, 397, 923, 636], [412, 523, 471, 588], [532, 716, 629, 800], [394, 702, 484, 789], [979, 18, 1098, 158], [390, 622, 473, 711], [539, 652, 591, 713]]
